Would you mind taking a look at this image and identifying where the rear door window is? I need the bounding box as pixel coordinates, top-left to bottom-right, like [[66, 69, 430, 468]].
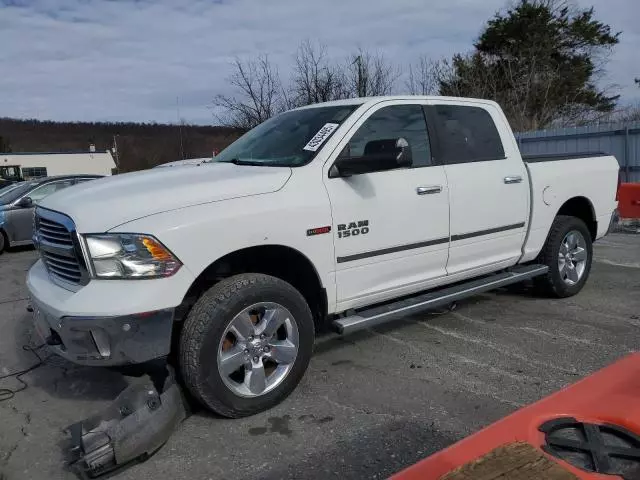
[[430, 105, 505, 164]]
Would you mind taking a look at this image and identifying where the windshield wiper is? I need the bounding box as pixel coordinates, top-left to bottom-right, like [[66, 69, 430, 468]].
[[224, 158, 275, 167]]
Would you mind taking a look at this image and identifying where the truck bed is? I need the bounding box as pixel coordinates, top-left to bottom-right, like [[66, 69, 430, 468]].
[[520, 152, 619, 263]]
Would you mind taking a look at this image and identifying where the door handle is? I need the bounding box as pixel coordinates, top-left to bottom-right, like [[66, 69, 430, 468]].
[[504, 176, 523, 184], [416, 185, 442, 195]]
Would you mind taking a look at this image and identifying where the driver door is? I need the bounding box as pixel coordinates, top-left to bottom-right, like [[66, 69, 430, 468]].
[[323, 101, 450, 311]]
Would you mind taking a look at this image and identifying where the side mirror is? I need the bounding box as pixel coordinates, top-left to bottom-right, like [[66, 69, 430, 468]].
[[330, 138, 412, 178], [16, 197, 33, 208]]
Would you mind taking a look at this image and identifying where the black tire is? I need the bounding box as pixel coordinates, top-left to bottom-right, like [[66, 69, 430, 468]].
[[0, 229, 6, 254], [178, 273, 314, 418], [534, 215, 593, 298]]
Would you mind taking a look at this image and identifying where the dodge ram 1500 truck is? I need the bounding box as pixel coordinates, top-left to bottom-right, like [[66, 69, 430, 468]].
[[27, 96, 619, 419]]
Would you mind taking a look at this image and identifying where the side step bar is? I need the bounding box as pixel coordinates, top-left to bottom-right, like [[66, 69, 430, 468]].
[[333, 264, 548, 335]]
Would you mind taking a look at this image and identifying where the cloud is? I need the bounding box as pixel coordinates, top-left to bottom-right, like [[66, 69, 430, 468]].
[[0, 0, 638, 124]]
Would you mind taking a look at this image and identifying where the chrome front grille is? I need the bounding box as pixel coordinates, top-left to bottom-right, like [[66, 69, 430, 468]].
[[41, 249, 82, 283], [38, 216, 74, 247], [35, 208, 89, 287]]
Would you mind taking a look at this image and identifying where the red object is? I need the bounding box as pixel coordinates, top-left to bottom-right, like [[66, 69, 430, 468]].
[[618, 183, 640, 219], [307, 226, 332, 236], [391, 353, 640, 480]]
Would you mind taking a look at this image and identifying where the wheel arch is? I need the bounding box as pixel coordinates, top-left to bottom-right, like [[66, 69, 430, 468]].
[[178, 244, 328, 328], [556, 196, 597, 241]]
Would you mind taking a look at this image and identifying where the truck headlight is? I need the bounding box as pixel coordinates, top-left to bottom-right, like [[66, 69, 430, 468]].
[[85, 234, 181, 279]]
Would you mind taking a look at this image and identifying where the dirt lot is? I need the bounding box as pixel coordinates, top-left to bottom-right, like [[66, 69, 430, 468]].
[[1, 234, 639, 480]]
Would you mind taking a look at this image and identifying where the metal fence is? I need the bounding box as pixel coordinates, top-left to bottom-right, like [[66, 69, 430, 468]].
[[515, 122, 640, 183]]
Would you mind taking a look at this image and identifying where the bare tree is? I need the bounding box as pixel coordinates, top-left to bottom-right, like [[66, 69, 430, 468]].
[[596, 101, 640, 123], [213, 55, 285, 129], [291, 40, 348, 106], [618, 103, 640, 122], [345, 49, 400, 97], [292, 44, 401, 101], [405, 56, 439, 95], [212, 45, 402, 127]]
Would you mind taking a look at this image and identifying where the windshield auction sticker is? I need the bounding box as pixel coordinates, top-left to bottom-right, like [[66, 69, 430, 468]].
[[303, 123, 340, 151]]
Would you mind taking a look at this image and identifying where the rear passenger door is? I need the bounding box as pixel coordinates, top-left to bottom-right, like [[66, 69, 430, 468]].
[[427, 101, 528, 275]]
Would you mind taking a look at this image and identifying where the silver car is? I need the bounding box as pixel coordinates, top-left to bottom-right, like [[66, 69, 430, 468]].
[[0, 175, 102, 254]]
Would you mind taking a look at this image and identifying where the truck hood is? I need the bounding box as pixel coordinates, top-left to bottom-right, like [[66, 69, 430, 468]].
[[40, 163, 292, 232]]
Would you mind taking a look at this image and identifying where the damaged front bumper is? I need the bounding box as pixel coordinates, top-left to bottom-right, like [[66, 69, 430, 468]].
[[25, 259, 190, 478], [30, 302, 175, 366], [26, 258, 180, 366]]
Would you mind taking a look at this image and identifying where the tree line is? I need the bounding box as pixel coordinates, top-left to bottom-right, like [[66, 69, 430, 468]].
[[214, 0, 638, 132], [0, 118, 241, 172]]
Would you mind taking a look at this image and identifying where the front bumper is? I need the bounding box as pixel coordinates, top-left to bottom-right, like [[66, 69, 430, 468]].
[[27, 259, 192, 366], [31, 298, 174, 366]]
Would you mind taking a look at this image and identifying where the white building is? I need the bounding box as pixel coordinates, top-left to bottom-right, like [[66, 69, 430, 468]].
[[1, 150, 117, 180]]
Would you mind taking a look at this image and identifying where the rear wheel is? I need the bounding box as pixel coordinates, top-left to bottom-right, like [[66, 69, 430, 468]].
[[0, 229, 6, 254], [179, 273, 314, 418], [534, 215, 593, 298]]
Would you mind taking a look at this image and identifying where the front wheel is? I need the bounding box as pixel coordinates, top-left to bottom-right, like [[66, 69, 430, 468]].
[[0, 229, 6, 254], [534, 215, 593, 298], [179, 273, 314, 418]]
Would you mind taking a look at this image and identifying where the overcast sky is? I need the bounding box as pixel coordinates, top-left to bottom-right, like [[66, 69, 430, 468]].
[[1, 0, 638, 125]]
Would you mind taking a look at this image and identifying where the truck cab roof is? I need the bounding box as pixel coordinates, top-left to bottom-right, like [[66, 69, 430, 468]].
[[293, 95, 501, 111]]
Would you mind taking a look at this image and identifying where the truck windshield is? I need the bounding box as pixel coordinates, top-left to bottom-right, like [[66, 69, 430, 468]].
[[211, 105, 360, 167]]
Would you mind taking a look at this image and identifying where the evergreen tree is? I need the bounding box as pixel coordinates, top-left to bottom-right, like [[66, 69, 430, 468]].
[[440, 0, 620, 129]]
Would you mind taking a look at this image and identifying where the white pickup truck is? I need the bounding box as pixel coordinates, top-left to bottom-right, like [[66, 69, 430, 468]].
[[27, 96, 619, 419]]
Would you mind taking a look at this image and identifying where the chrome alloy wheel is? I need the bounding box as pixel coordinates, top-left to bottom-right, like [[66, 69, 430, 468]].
[[558, 230, 588, 286], [217, 303, 299, 398]]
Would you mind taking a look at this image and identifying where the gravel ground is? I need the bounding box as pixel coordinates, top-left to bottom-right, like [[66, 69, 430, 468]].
[[1, 234, 639, 480]]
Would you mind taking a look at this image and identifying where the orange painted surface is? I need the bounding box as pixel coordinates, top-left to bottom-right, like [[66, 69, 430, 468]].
[[618, 183, 640, 219], [391, 353, 640, 480]]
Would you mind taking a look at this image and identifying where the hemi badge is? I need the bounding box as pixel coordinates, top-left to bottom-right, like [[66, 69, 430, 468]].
[[307, 226, 331, 236]]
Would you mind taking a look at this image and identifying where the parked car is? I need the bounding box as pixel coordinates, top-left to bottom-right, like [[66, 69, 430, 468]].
[[27, 96, 618, 420], [0, 175, 102, 253]]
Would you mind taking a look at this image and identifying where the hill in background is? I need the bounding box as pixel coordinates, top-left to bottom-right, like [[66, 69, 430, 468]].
[[0, 118, 242, 172]]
